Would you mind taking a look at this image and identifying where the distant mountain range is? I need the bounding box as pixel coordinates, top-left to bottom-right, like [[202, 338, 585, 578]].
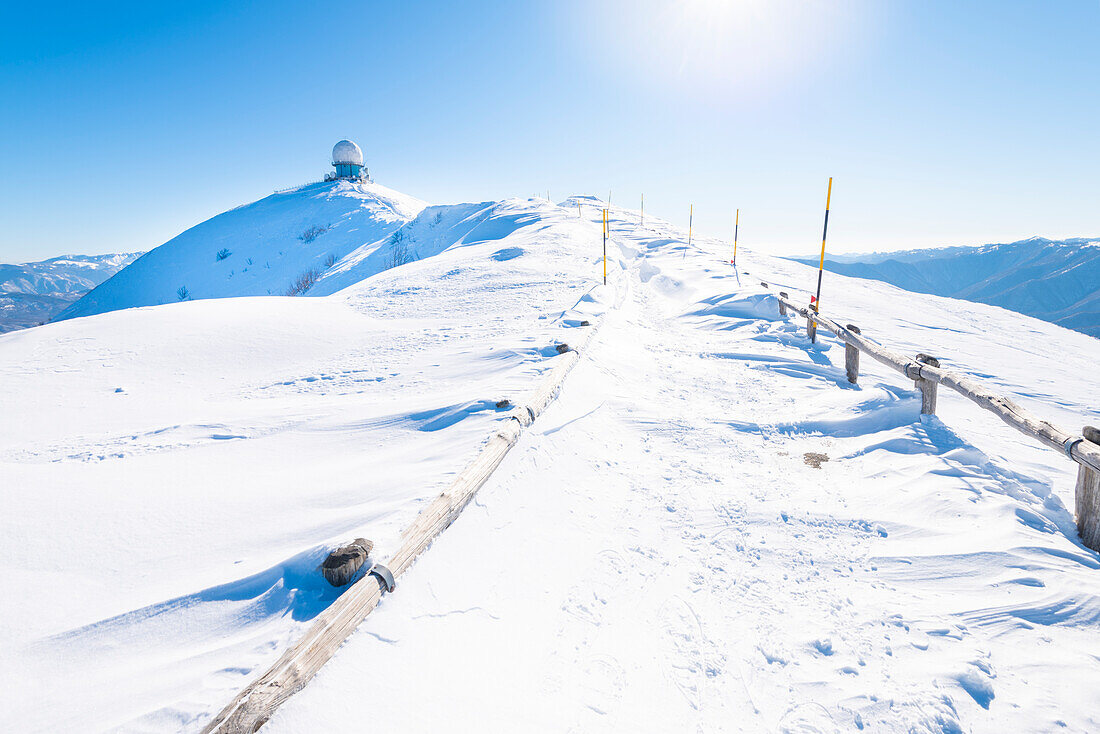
[[790, 237, 1100, 338], [0, 253, 142, 332]]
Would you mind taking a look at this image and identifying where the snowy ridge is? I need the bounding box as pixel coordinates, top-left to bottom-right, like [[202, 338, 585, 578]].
[[55, 180, 426, 321], [2, 192, 1100, 733]]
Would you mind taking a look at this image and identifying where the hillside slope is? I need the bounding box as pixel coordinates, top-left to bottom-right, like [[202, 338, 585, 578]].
[[0, 253, 141, 332], [0, 195, 610, 732], [55, 180, 425, 321], [791, 237, 1100, 338]]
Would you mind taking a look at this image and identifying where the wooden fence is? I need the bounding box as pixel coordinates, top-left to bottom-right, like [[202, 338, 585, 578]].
[[770, 287, 1100, 552], [202, 321, 603, 733]]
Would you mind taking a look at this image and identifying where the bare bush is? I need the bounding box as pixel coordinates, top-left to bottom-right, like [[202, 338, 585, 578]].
[[286, 268, 321, 296], [324, 253, 337, 269], [216, 248, 232, 261], [299, 224, 331, 244], [386, 229, 417, 269], [176, 286, 190, 301]]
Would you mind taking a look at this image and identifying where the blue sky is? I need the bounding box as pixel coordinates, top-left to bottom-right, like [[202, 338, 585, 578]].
[[2, 0, 1099, 261]]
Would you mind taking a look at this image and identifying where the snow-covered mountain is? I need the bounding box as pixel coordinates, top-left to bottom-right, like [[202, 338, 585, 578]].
[[790, 237, 1100, 338], [55, 180, 426, 321], [4, 193, 1100, 733], [0, 253, 141, 332]]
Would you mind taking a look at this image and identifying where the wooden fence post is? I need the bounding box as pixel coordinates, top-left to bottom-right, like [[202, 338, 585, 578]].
[[844, 324, 861, 384], [1078, 426, 1100, 551], [779, 292, 788, 316], [911, 353, 940, 415], [806, 300, 817, 342]]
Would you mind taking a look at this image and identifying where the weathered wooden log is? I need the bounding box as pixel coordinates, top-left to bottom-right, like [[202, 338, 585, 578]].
[[806, 301, 817, 342], [844, 324, 861, 384], [772, 292, 1100, 477], [321, 538, 373, 587], [911, 353, 940, 415], [555, 343, 570, 354], [1077, 461, 1100, 552], [202, 318, 604, 734], [778, 292, 788, 316], [1080, 426, 1100, 551]]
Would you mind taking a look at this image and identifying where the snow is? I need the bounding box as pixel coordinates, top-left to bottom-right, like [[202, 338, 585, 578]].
[[55, 179, 425, 321], [3, 193, 1100, 732]]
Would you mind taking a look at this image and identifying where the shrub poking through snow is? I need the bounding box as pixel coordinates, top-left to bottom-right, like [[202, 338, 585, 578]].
[[298, 224, 330, 244], [803, 452, 829, 469], [285, 268, 321, 296], [176, 286, 190, 301], [386, 229, 417, 269], [215, 248, 231, 261], [324, 253, 337, 269]]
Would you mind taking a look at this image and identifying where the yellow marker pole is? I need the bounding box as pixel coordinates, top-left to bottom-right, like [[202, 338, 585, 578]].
[[683, 204, 693, 260], [733, 208, 739, 266], [602, 208, 608, 285], [811, 177, 833, 344]]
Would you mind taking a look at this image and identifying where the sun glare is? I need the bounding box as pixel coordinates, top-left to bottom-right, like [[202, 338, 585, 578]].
[[579, 0, 868, 98]]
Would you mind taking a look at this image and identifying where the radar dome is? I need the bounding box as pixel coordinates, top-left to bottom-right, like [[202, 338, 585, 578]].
[[332, 139, 364, 166]]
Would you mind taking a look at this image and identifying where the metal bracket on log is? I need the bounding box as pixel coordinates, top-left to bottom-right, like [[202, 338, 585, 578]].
[[368, 563, 396, 593]]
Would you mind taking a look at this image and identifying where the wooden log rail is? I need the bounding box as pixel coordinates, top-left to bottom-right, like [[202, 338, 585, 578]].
[[771, 290, 1100, 551], [202, 322, 604, 733]]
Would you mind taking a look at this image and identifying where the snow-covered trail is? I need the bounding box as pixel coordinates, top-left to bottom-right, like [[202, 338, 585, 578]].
[[265, 214, 1100, 733]]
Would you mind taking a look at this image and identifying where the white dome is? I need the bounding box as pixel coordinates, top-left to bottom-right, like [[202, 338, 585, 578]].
[[332, 139, 364, 166]]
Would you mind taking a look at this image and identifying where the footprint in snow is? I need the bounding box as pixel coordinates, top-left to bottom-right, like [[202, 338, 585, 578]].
[[776, 702, 843, 733], [657, 596, 709, 710]]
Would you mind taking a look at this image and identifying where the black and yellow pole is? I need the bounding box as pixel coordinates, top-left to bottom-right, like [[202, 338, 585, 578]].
[[811, 177, 833, 344], [732, 208, 739, 266], [603, 208, 608, 285]]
